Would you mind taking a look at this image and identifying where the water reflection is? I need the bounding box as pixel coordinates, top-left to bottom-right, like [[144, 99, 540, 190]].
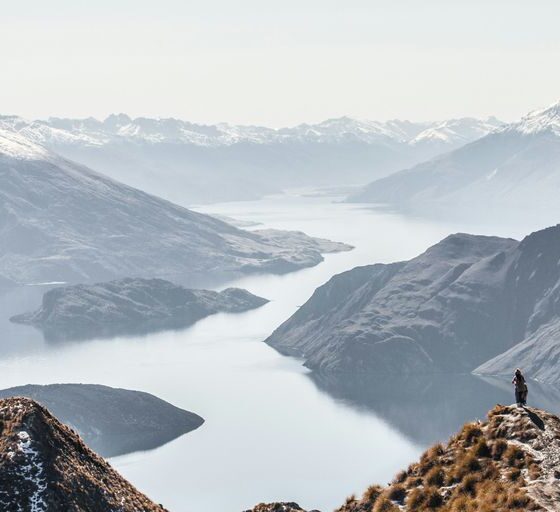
[[309, 372, 560, 446], [0, 286, 46, 356]]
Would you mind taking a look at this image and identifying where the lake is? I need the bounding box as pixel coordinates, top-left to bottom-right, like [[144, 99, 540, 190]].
[[0, 191, 556, 511]]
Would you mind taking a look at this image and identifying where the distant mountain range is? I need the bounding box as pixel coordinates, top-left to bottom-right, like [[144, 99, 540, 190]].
[[0, 114, 503, 204], [0, 130, 350, 286], [349, 100, 560, 222], [265, 223, 560, 388]]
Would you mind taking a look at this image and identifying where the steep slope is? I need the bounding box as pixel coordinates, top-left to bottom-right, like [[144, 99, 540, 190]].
[[349, 101, 560, 221], [0, 384, 203, 457], [249, 405, 560, 512], [10, 278, 268, 341], [338, 405, 558, 511], [266, 232, 517, 375], [0, 115, 502, 204], [0, 130, 350, 286], [265, 224, 560, 385], [0, 397, 166, 511]]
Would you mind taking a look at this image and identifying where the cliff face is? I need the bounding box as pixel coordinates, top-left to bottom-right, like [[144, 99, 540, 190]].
[[249, 405, 560, 512], [265, 224, 560, 386], [0, 397, 166, 511]]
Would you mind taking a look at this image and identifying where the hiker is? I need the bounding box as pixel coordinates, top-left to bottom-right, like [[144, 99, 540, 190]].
[[512, 368, 528, 406]]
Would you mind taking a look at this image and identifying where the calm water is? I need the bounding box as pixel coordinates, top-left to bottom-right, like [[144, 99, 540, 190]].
[[0, 192, 555, 511]]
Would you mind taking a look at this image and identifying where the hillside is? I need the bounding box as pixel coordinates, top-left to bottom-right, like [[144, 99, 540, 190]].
[[0, 397, 166, 511], [0, 114, 502, 204], [0, 130, 350, 286], [11, 278, 268, 341], [0, 384, 203, 457], [249, 404, 560, 511], [265, 224, 560, 386], [348, 101, 560, 222]]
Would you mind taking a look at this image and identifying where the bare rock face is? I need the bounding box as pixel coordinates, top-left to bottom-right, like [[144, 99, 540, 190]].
[[0, 397, 167, 511], [265, 224, 560, 387], [0, 384, 204, 457], [0, 130, 351, 287], [11, 278, 269, 341]]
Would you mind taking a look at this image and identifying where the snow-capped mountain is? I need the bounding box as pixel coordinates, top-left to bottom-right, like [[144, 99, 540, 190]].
[[0, 114, 502, 205], [0, 130, 349, 286], [410, 116, 503, 146], [502, 100, 560, 136], [0, 113, 500, 148], [348, 100, 560, 223]]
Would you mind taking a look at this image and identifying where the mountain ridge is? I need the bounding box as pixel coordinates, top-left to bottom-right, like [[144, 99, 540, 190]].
[[0, 131, 350, 286], [0, 397, 167, 511], [348, 99, 560, 221], [0, 114, 503, 204], [249, 404, 560, 511], [264, 223, 560, 387]]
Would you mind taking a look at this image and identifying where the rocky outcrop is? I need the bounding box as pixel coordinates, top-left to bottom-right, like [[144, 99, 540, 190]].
[[0, 130, 351, 287], [10, 278, 268, 341], [265, 224, 560, 386], [0, 384, 203, 457], [0, 397, 167, 511], [246, 503, 312, 512], [249, 405, 560, 511]]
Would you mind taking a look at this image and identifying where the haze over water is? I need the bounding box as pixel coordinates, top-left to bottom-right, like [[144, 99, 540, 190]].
[[0, 191, 556, 511]]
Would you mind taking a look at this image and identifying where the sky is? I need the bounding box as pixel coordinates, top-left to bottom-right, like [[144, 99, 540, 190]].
[[1, 0, 560, 127]]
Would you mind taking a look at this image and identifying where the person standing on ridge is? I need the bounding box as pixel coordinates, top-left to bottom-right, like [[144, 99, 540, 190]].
[[512, 368, 528, 407]]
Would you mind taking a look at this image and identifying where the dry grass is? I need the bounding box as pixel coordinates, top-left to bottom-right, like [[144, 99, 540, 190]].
[[336, 405, 545, 512], [386, 484, 406, 503]]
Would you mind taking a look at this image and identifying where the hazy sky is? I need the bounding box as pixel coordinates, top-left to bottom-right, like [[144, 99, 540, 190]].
[[2, 0, 560, 126]]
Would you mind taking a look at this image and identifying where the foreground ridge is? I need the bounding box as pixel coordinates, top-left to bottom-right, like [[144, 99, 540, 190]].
[[0, 397, 166, 511], [249, 405, 560, 512]]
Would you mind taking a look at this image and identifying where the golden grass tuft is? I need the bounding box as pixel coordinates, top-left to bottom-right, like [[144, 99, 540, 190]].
[[335, 405, 544, 512]]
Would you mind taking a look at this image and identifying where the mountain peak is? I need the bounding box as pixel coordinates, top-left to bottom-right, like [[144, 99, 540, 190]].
[[508, 99, 560, 136], [0, 397, 166, 511], [103, 113, 133, 129], [249, 404, 560, 512]]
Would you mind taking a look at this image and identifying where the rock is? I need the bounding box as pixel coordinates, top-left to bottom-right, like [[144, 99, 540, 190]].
[[10, 278, 269, 341], [0, 397, 168, 511], [0, 384, 203, 457], [246, 503, 316, 512]]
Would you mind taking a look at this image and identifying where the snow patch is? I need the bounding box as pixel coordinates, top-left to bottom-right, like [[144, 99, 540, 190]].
[[0, 129, 51, 160], [15, 431, 47, 512]]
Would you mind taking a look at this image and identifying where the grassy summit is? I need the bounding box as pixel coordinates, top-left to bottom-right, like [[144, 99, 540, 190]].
[[250, 405, 560, 512]]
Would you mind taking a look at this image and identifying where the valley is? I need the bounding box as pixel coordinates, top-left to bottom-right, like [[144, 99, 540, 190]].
[[1, 191, 559, 511]]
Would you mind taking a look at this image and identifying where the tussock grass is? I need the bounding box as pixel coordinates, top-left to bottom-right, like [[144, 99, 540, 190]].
[[336, 405, 544, 512]]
